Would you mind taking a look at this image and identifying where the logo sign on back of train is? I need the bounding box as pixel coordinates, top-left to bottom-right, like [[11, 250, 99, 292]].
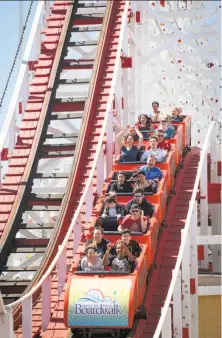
[[67, 278, 131, 327]]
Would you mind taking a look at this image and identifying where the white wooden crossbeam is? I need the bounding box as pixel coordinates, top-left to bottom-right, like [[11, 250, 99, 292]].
[[141, 3, 218, 62], [128, 27, 143, 57], [0, 253, 43, 280], [148, 8, 217, 19], [197, 235, 221, 245], [198, 286, 221, 296]]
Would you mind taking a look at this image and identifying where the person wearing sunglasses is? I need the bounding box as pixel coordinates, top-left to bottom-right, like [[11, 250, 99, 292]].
[[154, 129, 171, 151], [157, 116, 175, 139], [100, 196, 125, 219], [124, 188, 154, 217], [140, 136, 167, 162], [118, 204, 148, 233]]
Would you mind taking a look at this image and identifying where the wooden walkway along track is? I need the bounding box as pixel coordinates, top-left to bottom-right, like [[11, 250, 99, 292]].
[[130, 148, 200, 338], [0, 0, 108, 309]]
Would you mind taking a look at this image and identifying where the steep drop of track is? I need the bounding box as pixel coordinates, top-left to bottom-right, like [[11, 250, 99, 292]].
[[0, 0, 109, 307], [14, 0, 128, 336]]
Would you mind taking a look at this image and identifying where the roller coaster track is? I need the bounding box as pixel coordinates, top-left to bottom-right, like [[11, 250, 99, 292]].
[[0, 0, 131, 336], [129, 148, 200, 338], [0, 0, 110, 315], [0, 1, 219, 338]]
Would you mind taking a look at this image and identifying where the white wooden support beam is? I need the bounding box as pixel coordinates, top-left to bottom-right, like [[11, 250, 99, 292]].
[[190, 201, 198, 338], [128, 27, 143, 58], [0, 296, 15, 338], [121, 70, 129, 126], [198, 285, 222, 296], [121, 19, 129, 126], [73, 215, 82, 255], [105, 109, 113, 177], [136, 23, 143, 113], [114, 63, 123, 127], [172, 269, 182, 338], [199, 154, 209, 269], [21, 67, 30, 110], [197, 235, 221, 245], [210, 130, 218, 183], [129, 7, 136, 124], [210, 203, 221, 273], [85, 182, 93, 224], [22, 297, 32, 338], [155, 0, 160, 12], [149, 8, 217, 19], [114, 63, 123, 156], [142, 3, 217, 62], [57, 246, 66, 297], [96, 148, 105, 196], [181, 230, 192, 337], [42, 276, 51, 330], [161, 306, 172, 338]]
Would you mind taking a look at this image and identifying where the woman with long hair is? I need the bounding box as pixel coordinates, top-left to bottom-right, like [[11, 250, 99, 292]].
[[135, 114, 153, 138], [116, 125, 143, 162]]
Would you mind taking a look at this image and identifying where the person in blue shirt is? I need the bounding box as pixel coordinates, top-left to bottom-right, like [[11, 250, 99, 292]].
[[139, 156, 163, 182], [116, 125, 143, 162], [157, 117, 175, 139]]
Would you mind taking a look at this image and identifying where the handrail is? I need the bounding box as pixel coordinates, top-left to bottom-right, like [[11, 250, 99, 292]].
[[0, 1, 49, 182], [6, 1, 130, 309], [152, 121, 216, 338]]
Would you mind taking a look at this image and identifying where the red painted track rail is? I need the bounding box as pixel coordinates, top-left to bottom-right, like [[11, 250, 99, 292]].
[[1, 1, 210, 337], [0, 0, 78, 305], [0, 0, 129, 336], [0, 0, 109, 320]]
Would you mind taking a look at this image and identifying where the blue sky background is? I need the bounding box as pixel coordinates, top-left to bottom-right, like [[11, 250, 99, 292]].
[[0, 1, 38, 129]]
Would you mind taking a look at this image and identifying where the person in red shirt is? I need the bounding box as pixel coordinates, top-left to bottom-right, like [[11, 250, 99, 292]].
[[146, 129, 171, 151], [118, 204, 149, 233]]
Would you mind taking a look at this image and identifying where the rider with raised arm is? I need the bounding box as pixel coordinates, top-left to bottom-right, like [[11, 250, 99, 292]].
[[102, 241, 135, 273], [116, 125, 143, 162]]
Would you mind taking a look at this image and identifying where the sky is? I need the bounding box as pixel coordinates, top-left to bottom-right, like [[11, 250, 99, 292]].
[[0, 1, 38, 129]]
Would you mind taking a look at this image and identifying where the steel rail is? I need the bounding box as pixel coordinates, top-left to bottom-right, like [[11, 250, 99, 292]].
[[6, 0, 129, 310]]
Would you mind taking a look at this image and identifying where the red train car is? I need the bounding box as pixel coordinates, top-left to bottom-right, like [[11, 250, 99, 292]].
[[64, 116, 191, 331]]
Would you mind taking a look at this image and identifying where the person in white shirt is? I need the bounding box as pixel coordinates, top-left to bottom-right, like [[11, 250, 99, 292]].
[[140, 136, 167, 162], [81, 246, 104, 272]]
